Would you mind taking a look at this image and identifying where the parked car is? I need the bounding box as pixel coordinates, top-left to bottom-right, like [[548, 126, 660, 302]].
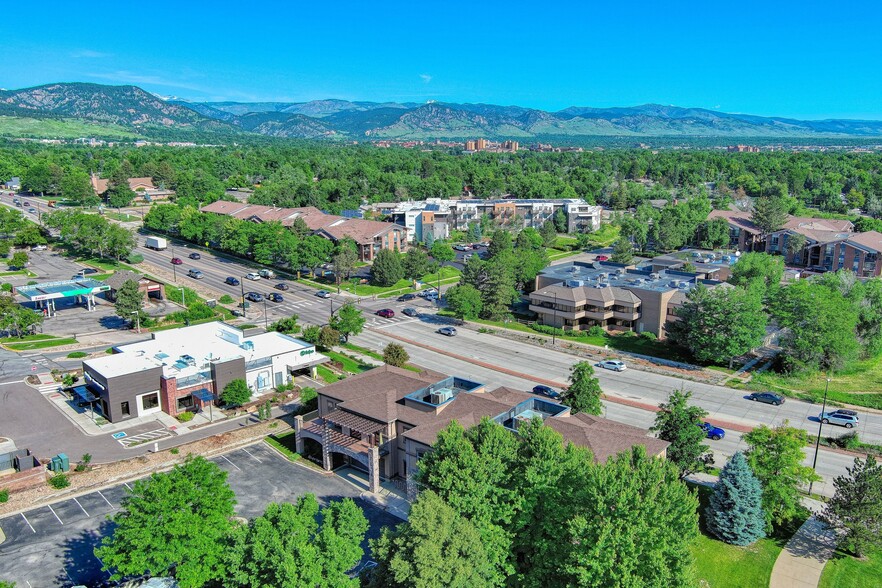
[[472, 243, 482, 249], [31, 245, 47, 251], [188, 269, 204, 279], [402, 307, 419, 317], [700, 422, 726, 440], [225, 276, 240, 286], [267, 293, 284, 303], [597, 359, 626, 372], [747, 392, 785, 406], [437, 326, 457, 336], [397, 293, 416, 302], [376, 309, 395, 318], [245, 272, 261, 281], [829, 408, 858, 417], [188, 252, 201, 260], [171, 257, 183, 265], [81, 268, 99, 275], [532, 385, 559, 399], [315, 290, 331, 298], [275, 283, 289, 291], [245, 292, 264, 302], [453, 244, 470, 251], [820, 411, 859, 428], [596, 255, 609, 261], [232, 309, 245, 317]]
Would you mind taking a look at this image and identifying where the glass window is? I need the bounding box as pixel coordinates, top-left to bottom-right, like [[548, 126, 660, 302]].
[[121, 401, 130, 417], [141, 393, 159, 411], [177, 395, 194, 410]]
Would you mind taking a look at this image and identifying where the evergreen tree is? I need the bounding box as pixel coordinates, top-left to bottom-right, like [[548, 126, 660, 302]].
[[371, 249, 404, 286], [401, 246, 432, 281], [706, 452, 766, 546], [819, 456, 882, 557], [651, 388, 713, 478], [382, 343, 409, 367], [562, 361, 603, 415], [610, 236, 634, 264], [540, 219, 558, 247], [114, 279, 145, 327], [751, 193, 790, 236]]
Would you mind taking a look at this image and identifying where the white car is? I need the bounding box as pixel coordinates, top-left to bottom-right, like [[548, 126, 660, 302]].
[[31, 245, 48, 251], [245, 272, 261, 281], [597, 360, 627, 372]]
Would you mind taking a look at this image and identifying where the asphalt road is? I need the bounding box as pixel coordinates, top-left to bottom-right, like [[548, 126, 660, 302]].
[[0, 442, 401, 588]]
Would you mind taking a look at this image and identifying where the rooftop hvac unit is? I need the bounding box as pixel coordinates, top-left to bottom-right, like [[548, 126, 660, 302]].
[[430, 388, 454, 404], [565, 279, 585, 288], [650, 273, 660, 280], [669, 280, 680, 288], [678, 282, 690, 289]]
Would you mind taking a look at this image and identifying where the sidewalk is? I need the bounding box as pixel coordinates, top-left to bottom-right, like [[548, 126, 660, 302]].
[[769, 498, 838, 588]]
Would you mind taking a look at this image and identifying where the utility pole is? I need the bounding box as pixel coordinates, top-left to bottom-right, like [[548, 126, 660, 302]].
[[552, 291, 558, 346], [808, 376, 831, 496], [240, 281, 246, 319]]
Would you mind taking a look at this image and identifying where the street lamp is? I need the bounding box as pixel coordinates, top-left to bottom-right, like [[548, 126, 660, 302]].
[[263, 298, 268, 330], [171, 246, 177, 282], [329, 298, 335, 321], [808, 376, 832, 496], [240, 281, 246, 320], [129, 310, 141, 333]]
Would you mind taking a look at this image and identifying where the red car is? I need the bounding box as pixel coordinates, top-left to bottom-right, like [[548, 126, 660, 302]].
[[596, 255, 609, 262], [376, 309, 395, 318], [171, 257, 183, 265]]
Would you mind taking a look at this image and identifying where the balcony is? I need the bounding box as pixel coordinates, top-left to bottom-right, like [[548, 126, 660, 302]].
[[583, 308, 613, 321], [529, 304, 579, 320], [613, 309, 640, 321]]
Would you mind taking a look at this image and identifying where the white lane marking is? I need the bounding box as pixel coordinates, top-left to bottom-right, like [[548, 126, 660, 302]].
[[97, 490, 115, 509], [47, 504, 64, 525], [20, 512, 35, 533], [73, 497, 90, 517], [221, 455, 242, 471], [124, 482, 133, 491], [241, 447, 262, 463]]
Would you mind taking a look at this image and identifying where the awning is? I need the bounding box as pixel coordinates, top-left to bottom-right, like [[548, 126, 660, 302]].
[[192, 388, 217, 402], [72, 385, 98, 403], [324, 409, 385, 435]]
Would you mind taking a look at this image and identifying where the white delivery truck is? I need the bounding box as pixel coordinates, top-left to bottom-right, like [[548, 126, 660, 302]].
[[258, 268, 276, 279], [145, 236, 168, 250]]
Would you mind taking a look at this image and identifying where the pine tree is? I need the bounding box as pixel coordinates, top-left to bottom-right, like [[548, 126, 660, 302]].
[[706, 452, 766, 546]]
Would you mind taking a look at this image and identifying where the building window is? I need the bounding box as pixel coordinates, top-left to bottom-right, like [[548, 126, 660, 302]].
[[121, 401, 130, 417], [257, 371, 270, 389], [177, 395, 194, 411], [275, 371, 284, 387], [141, 393, 159, 411]]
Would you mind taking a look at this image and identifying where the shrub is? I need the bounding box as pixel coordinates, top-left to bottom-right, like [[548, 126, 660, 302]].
[[74, 453, 92, 472], [640, 331, 658, 341], [383, 343, 410, 367], [829, 431, 862, 451], [62, 373, 76, 387], [49, 474, 70, 489], [587, 325, 606, 337], [0, 488, 8, 503], [126, 253, 144, 264], [170, 447, 180, 455], [219, 294, 235, 304], [177, 411, 195, 423], [0, 283, 11, 292], [221, 379, 251, 407], [105, 347, 114, 354], [67, 351, 88, 359], [300, 387, 318, 412]]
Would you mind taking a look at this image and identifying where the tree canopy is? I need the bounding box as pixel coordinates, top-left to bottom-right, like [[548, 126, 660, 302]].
[[651, 388, 712, 477]]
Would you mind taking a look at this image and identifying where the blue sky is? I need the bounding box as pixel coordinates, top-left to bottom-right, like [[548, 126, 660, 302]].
[[5, 1, 882, 119]]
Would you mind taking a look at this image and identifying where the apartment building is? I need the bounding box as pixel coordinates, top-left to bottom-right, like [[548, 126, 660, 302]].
[[293, 365, 668, 493], [82, 322, 327, 423], [529, 261, 723, 339]]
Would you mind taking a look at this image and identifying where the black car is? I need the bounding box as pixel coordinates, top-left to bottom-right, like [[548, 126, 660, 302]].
[[397, 293, 416, 302], [245, 292, 264, 303], [747, 392, 785, 406], [275, 283, 289, 291], [402, 307, 419, 317], [189, 252, 201, 260], [267, 293, 284, 303], [225, 276, 240, 286], [532, 385, 560, 399]]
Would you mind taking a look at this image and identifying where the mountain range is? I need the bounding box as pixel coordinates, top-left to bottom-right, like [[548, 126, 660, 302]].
[[2, 82, 882, 142]]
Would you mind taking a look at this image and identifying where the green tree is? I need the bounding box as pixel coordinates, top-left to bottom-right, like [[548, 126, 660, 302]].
[[13, 224, 46, 247], [402, 246, 432, 281], [95, 456, 235, 587], [114, 279, 145, 327], [366, 491, 497, 588], [819, 456, 882, 558], [651, 388, 712, 477], [371, 249, 404, 286], [107, 180, 136, 209], [429, 240, 456, 291], [9, 251, 28, 270], [553, 207, 568, 233], [697, 217, 731, 250], [562, 361, 603, 415], [382, 343, 409, 367], [540, 219, 558, 248], [666, 284, 767, 365], [468, 221, 482, 242], [60, 169, 99, 206], [751, 193, 790, 236], [270, 314, 300, 335], [706, 452, 766, 546], [332, 237, 359, 286], [480, 255, 519, 320], [330, 303, 365, 342], [300, 235, 335, 276], [744, 422, 820, 528], [445, 284, 483, 320], [610, 235, 633, 264], [729, 252, 785, 299], [221, 379, 251, 407], [785, 232, 807, 262], [318, 325, 341, 350]]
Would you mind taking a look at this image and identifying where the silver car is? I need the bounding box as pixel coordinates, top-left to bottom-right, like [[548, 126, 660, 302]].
[[820, 411, 859, 429], [597, 360, 626, 372]]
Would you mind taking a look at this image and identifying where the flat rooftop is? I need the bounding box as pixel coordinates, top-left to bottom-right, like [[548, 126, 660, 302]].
[[16, 278, 110, 301], [541, 261, 703, 293]]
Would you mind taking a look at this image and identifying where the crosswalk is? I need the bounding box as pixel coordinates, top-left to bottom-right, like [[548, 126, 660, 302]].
[[116, 428, 172, 448]]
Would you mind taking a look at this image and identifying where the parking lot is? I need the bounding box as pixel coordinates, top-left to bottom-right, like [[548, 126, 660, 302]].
[[0, 442, 403, 587]]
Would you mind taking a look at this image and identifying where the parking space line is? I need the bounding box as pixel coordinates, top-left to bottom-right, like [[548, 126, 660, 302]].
[[220, 455, 242, 471], [97, 490, 115, 509], [47, 504, 64, 525], [124, 482, 133, 491], [73, 497, 90, 517], [20, 512, 35, 533], [241, 447, 262, 463]]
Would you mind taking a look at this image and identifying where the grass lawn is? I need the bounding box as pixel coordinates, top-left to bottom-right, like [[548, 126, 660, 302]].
[[316, 365, 340, 383], [323, 350, 373, 374], [586, 223, 620, 248], [819, 546, 882, 588], [265, 433, 301, 462], [751, 357, 882, 409], [1, 334, 62, 343], [307, 265, 462, 298], [547, 248, 580, 262], [5, 337, 78, 351], [78, 258, 140, 273]]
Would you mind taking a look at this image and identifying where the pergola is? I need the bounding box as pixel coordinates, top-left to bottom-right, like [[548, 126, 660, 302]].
[[323, 409, 385, 446]]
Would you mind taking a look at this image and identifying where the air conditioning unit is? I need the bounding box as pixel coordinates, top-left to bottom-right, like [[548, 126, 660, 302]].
[[650, 273, 660, 280], [565, 279, 584, 288], [678, 282, 690, 289], [430, 388, 454, 404]]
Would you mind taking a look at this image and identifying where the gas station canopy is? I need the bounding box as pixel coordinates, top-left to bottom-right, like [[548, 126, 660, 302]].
[[15, 278, 109, 302]]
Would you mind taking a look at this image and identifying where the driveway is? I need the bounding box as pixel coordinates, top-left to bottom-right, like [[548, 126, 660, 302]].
[[0, 442, 402, 587]]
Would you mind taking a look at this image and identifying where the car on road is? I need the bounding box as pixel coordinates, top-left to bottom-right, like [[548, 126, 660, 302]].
[[31, 245, 47, 251], [188, 269, 204, 279], [597, 359, 626, 372], [267, 293, 284, 303], [315, 290, 331, 298], [532, 385, 560, 399], [820, 411, 859, 428], [245, 272, 261, 280], [700, 422, 726, 440], [418, 288, 438, 298], [376, 309, 395, 318], [275, 283, 289, 291], [225, 276, 240, 286], [232, 309, 246, 317], [171, 257, 183, 265], [23, 201, 30, 207], [258, 269, 276, 279], [402, 307, 419, 317], [27, 208, 36, 214], [747, 392, 785, 406], [397, 293, 416, 301], [437, 326, 457, 336], [188, 252, 201, 260], [245, 292, 264, 302]]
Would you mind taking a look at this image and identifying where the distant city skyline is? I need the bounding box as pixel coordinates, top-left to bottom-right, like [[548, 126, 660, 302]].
[[5, 1, 882, 120]]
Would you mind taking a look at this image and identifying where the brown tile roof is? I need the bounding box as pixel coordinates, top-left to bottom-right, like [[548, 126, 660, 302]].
[[846, 230, 882, 253], [319, 219, 405, 244], [318, 364, 447, 405], [708, 209, 761, 234], [533, 284, 641, 305], [201, 201, 250, 215], [199, 202, 346, 230], [104, 270, 142, 290]]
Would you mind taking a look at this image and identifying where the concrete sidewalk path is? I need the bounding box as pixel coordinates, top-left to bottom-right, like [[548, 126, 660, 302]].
[[769, 515, 838, 588]]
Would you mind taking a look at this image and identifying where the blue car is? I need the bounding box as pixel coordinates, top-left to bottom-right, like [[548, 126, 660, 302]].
[[699, 422, 725, 441], [532, 385, 560, 399]]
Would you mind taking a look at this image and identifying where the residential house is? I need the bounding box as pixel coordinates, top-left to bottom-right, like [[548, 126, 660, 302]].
[[3, 177, 21, 191], [90, 174, 175, 203], [293, 365, 668, 493], [104, 270, 165, 303]]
